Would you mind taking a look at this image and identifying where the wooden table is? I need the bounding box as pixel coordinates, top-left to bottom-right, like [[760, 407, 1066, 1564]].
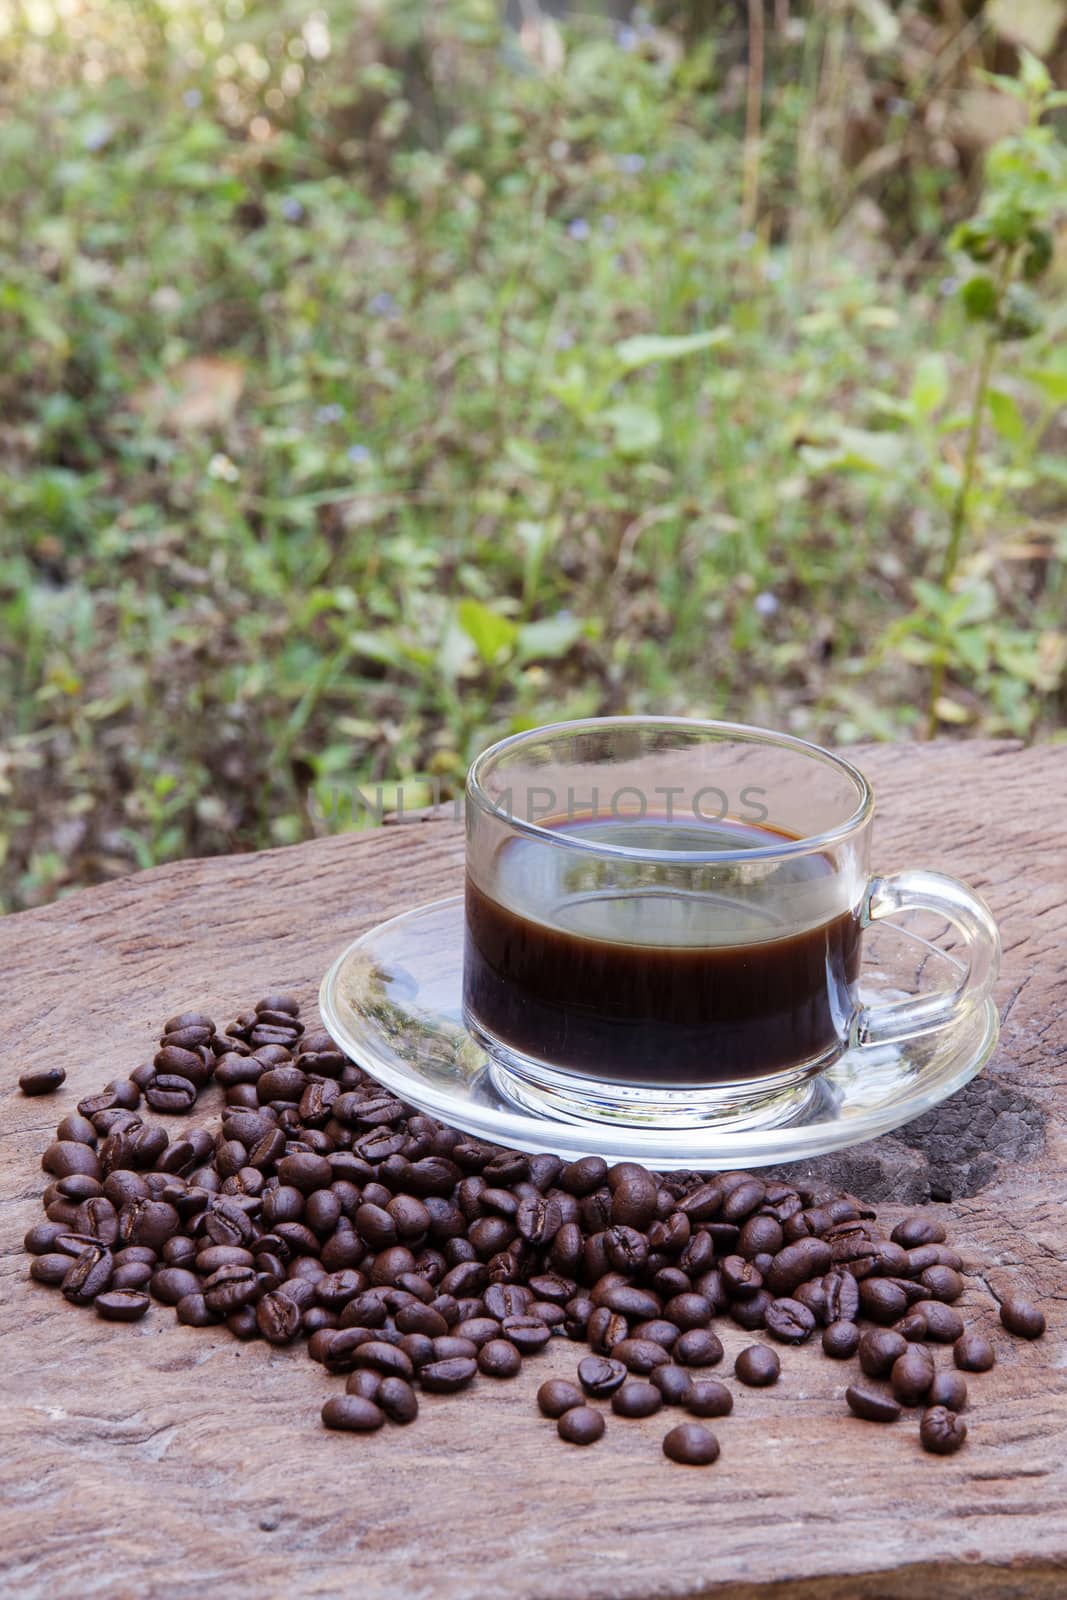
[[3, 741, 1065, 1599]]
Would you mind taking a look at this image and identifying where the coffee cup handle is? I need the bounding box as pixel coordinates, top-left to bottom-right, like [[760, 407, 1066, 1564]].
[[850, 870, 1000, 1049]]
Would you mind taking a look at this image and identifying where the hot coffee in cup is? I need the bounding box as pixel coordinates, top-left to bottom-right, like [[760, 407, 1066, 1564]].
[[462, 719, 999, 1128]]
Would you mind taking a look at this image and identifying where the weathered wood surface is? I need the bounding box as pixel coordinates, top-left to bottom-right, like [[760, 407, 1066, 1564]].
[[1, 740, 1065, 1600]]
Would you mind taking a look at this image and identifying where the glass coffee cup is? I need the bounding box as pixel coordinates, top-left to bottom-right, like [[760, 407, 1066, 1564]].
[[462, 718, 1000, 1128]]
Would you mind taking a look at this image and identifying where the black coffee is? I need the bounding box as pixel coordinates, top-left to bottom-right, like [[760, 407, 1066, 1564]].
[[463, 815, 861, 1085]]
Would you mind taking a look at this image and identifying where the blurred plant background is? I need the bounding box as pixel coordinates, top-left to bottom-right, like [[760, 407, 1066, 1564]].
[[1, 0, 1066, 912]]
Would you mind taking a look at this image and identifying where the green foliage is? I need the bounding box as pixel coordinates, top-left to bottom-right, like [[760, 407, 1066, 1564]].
[[0, 0, 1065, 910]]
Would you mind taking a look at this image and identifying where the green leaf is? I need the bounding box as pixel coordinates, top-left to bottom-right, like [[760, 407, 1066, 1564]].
[[602, 402, 663, 455], [909, 353, 949, 417], [960, 274, 998, 320], [613, 327, 730, 373], [1018, 47, 1053, 100], [457, 598, 518, 664], [801, 427, 906, 474], [517, 614, 584, 662], [986, 387, 1026, 445], [1023, 358, 1067, 403]]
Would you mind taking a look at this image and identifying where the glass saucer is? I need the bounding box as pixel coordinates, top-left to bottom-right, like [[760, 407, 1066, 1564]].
[[318, 895, 999, 1170]]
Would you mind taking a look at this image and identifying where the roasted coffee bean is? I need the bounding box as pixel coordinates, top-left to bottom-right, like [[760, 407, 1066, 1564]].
[[177, 1292, 220, 1327], [954, 1333, 995, 1372], [915, 1301, 965, 1344], [858, 1278, 910, 1325], [596, 1282, 661, 1321], [674, 1329, 723, 1367], [765, 1238, 832, 1296], [345, 1369, 382, 1402], [734, 1345, 779, 1387], [822, 1320, 861, 1359], [538, 1379, 584, 1418], [663, 1293, 712, 1331], [891, 1215, 946, 1249], [651, 1365, 694, 1406], [858, 1329, 907, 1379], [95, 1288, 150, 1321], [919, 1265, 964, 1303], [612, 1380, 662, 1418], [587, 1305, 628, 1354], [893, 1310, 929, 1342], [55, 1112, 97, 1146], [765, 1298, 816, 1345], [608, 1165, 658, 1230], [419, 1356, 477, 1393], [729, 1290, 771, 1332], [31, 1253, 74, 1286], [890, 1345, 935, 1406], [354, 1341, 414, 1380], [20, 1066, 66, 1096], [920, 1405, 967, 1454], [62, 1246, 113, 1305], [502, 1315, 551, 1354], [737, 1215, 784, 1259], [721, 1177, 765, 1223], [25, 1221, 68, 1255], [632, 1318, 679, 1350], [577, 1355, 627, 1398], [111, 1262, 153, 1291], [145, 1076, 198, 1114], [559, 1156, 608, 1197], [613, 1337, 670, 1374], [999, 1296, 1045, 1340], [846, 1385, 901, 1423], [203, 1264, 260, 1314], [431, 1336, 478, 1362], [322, 1395, 384, 1432], [928, 1371, 968, 1412], [557, 1406, 604, 1446], [677, 1182, 722, 1222], [905, 1244, 963, 1275], [686, 1379, 733, 1418], [663, 1421, 719, 1465], [452, 1316, 500, 1348], [478, 1338, 521, 1378], [820, 1267, 860, 1325], [256, 1291, 301, 1344], [379, 1376, 419, 1424], [151, 1266, 202, 1305], [721, 1254, 762, 1301], [43, 1141, 101, 1180]]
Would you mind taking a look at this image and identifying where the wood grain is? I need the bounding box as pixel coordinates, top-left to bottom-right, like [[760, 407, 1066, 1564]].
[[2, 741, 1065, 1600]]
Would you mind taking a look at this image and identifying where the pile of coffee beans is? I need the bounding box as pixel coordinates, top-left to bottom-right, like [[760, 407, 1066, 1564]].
[[24, 996, 1047, 1466]]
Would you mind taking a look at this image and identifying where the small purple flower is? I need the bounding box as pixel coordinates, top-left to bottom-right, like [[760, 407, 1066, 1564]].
[[739, 230, 756, 249], [553, 330, 575, 350], [369, 291, 398, 317], [316, 403, 344, 425], [280, 197, 305, 223], [754, 591, 779, 618], [183, 88, 203, 109], [940, 276, 959, 297], [615, 154, 646, 175], [347, 443, 371, 465], [616, 24, 638, 51], [567, 218, 591, 242]]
